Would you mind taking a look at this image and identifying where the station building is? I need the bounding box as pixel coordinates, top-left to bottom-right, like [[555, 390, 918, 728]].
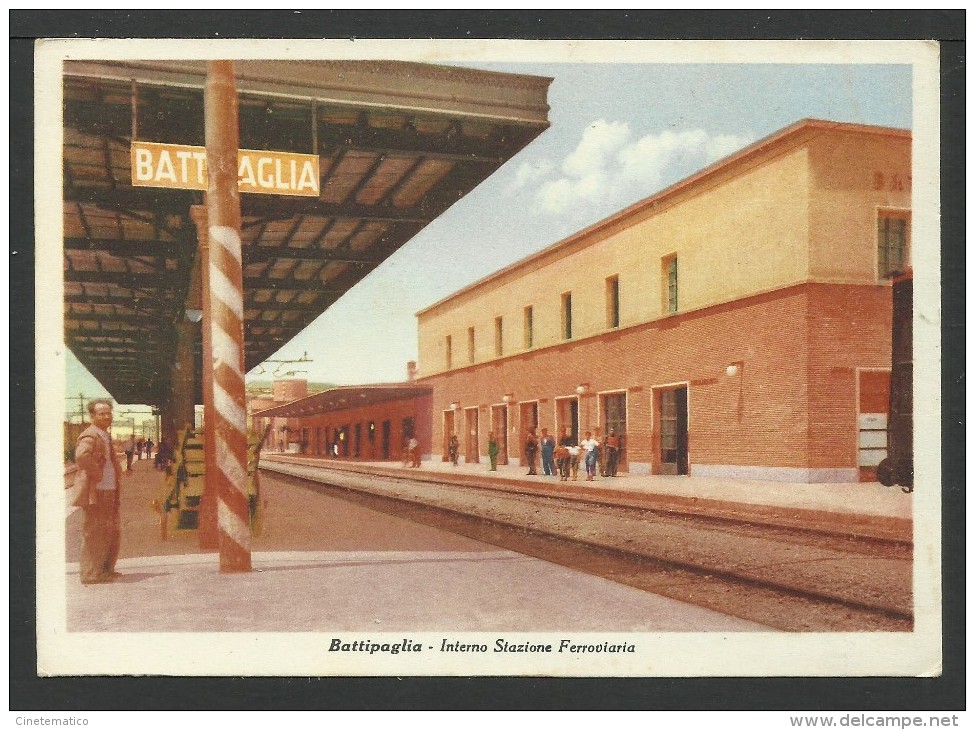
[[247, 379, 314, 453], [415, 120, 911, 483], [251, 365, 432, 462]]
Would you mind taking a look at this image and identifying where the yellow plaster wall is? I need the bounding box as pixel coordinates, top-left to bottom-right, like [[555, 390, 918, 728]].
[[418, 144, 816, 377], [422, 118, 923, 381], [807, 131, 912, 283], [637, 146, 812, 315]]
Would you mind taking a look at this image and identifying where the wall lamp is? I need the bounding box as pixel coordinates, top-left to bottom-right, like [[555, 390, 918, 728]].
[[502, 393, 514, 404], [726, 361, 744, 377], [185, 308, 203, 323], [448, 402, 460, 411], [575, 383, 590, 395]]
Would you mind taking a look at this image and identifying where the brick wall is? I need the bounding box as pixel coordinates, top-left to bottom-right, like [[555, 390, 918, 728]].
[[806, 283, 893, 469], [420, 283, 891, 479], [276, 394, 432, 462]]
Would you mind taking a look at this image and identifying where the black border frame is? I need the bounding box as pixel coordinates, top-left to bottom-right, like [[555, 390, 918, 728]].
[[10, 10, 965, 711]]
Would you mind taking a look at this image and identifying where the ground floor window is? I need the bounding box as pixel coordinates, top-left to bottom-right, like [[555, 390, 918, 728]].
[[556, 397, 579, 445], [658, 386, 689, 475], [601, 391, 627, 469], [602, 392, 626, 435]]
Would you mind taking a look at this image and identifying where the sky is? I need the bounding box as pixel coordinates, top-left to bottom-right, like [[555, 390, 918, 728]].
[[63, 57, 913, 418]]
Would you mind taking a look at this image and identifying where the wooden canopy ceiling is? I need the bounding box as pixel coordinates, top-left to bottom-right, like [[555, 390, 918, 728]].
[[63, 60, 551, 405]]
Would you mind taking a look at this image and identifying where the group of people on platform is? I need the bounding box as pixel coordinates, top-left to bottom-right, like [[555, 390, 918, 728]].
[[121, 435, 173, 472], [122, 436, 154, 471], [446, 427, 623, 480], [524, 426, 623, 482]]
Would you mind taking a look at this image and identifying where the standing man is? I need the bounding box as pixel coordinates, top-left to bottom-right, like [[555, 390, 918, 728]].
[[539, 428, 556, 477], [487, 432, 500, 472], [596, 426, 609, 477], [605, 429, 621, 477], [123, 434, 135, 471], [72, 399, 127, 584], [524, 426, 539, 476], [408, 435, 421, 468], [154, 437, 172, 471], [448, 434, 460, 466], [580, 430, 600, 481]]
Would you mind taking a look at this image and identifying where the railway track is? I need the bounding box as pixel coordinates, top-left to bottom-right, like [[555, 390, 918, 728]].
[[262, 461, 914, 632]]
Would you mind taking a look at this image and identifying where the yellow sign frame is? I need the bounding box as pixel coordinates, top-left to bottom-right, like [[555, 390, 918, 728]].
[[130, 141, 320, 197]]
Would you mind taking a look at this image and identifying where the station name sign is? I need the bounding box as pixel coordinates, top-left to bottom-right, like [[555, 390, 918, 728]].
[[130, 141, 320, 197]]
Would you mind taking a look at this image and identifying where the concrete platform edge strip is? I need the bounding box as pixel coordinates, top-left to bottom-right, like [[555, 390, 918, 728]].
[[262, 457, 912, 544]]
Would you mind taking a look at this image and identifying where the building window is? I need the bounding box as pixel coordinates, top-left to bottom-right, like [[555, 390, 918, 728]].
[[602, 392, 627, 467], [662, 254, 678, 314], [606, 275, 620, 329], [561, 292, 572, 340], [467, 327, 475, 364], [494, 316, 503, 357], [524, 306, 534, 349], [445, 335, 452, 369], [878, 211, 910, 279], [603, 392, 627, 436]]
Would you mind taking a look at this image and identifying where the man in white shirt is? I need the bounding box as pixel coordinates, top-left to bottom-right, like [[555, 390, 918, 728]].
[[580, 431, 601, 482]]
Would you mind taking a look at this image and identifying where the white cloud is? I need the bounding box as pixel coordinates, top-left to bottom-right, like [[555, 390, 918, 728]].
[[536, 177, 577, 214], [512, 158, 555, 189], [533, 119, 630, 215], [562, 119, 632, 178], [526, 123, 754, 218], [617, 128, 709, 188]]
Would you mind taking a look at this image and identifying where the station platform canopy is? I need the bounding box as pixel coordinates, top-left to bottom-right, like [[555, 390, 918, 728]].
[[252, 383, 432, 419], [63, 60, 551, 405]]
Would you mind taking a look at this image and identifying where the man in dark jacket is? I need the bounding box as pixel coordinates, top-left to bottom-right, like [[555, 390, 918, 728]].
[[524, 427, 539, 475]]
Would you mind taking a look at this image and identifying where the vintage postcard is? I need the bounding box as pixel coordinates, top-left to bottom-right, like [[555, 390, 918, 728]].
[[35, 38, 943, 678]]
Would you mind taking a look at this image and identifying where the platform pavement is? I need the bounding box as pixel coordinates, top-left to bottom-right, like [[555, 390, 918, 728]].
[[60, 453, 915, 635], [62, 457, 773, 634], [263, 453, 914, 543]]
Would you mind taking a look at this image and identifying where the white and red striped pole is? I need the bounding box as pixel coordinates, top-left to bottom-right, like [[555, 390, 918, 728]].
[[204, 61, 251, 572]]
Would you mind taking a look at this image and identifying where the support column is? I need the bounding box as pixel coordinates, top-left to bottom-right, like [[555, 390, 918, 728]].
[[170, 317, 196, 440], [190, 204, 218, 550], [204, 61, 251, 572], [160, 398, 177, 447]]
